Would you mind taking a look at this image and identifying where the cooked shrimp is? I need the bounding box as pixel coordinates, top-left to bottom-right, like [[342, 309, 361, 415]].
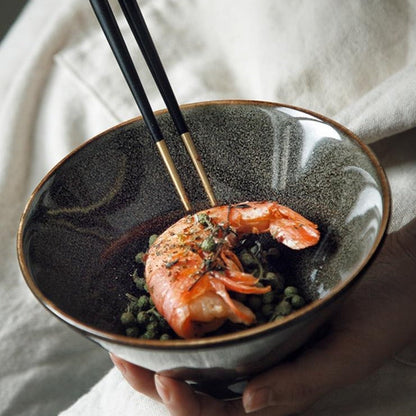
[[145, 201, 320, 338]]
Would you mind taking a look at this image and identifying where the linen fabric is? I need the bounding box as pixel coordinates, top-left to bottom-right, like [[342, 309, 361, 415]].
[[1, 1, 415, 415]]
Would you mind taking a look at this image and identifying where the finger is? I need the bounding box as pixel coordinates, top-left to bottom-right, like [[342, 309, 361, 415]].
[[110, 354, 160, 402], [154, 374, 244, 416]]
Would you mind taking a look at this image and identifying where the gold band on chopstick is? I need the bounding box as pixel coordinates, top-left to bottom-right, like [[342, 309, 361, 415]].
[[156, 140, 192, 212], [181, 132, 217, 207]]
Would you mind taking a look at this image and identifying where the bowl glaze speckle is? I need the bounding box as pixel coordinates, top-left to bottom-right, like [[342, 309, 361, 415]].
[[17, 100, 390, 399]]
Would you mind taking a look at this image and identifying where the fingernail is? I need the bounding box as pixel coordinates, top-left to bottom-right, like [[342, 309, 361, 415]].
[[109, 354, 126, 376], [243, 387, 274, 413], [155, 374, 170, 403]]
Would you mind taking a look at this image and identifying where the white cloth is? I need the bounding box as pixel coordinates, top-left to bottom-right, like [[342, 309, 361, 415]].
[[0, 0, 415, 415]]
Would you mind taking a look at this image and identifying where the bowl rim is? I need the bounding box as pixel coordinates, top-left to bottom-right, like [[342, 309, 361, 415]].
[[16, 99, 391, 350]]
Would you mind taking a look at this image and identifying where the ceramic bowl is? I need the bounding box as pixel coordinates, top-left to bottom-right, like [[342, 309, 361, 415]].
[[17, 100, 390, 399]]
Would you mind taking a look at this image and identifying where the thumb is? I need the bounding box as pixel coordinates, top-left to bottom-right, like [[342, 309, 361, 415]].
[[242, 329, 368, 414]]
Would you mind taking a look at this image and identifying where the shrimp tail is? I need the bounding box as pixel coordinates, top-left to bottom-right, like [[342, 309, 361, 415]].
[[209, 278, 255, 325], [270, 205, 320, 250], [215, 271, 270, 294], [220, 249, 244, 272], [218, 249, 270, 293]]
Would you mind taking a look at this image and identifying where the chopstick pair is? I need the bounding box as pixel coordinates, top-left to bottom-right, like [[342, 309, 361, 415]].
[[89, 0, 217, 211]]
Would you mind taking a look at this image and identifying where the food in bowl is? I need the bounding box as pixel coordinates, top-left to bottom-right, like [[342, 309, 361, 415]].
[[120, 201, 320, 339]]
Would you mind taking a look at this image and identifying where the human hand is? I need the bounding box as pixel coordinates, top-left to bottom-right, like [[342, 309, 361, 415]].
[[111, 217, 416, 415]]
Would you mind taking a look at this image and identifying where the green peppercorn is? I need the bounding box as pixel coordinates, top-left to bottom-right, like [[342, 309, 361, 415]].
[[133, 274, 146, 291], [144, 322, 159, 339], [291, 294, 305, 309], [252, 266, 264, 279], [200, 235, 217, 252], [262, 291, 274, 304], [239, 250, 256, 267], [274, 299, 293, 316], [146, 321, 159, 333], [264, 271, 285, 292], [197, 213, 211, 227], [148, 312, 158, 323], [120, 311, 136, 326], [137, 295, 150, 310], [148, 234, 158, 247], [265, 271, 278, 280], [136, 311, 149, 325], [284, 286, 299, 297], [125, 327, 140, 337], [135, 252, 146, 264]]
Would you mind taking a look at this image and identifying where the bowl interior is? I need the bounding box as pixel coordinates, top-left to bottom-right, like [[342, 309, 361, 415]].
[[19, 101, 388, 338]]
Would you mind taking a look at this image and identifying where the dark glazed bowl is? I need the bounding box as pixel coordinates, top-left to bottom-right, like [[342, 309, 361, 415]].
[[17, 100, 390, 399]]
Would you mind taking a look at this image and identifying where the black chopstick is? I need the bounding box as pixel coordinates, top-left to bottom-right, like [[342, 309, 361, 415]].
[[118, 0, 187, 135], [89, 0, 217, 209], [118, 0, 217, 208], [90, 0, 191, 211]]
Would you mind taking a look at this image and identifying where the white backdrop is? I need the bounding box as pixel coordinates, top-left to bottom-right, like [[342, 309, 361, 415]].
[[1, 1, 415, 415]]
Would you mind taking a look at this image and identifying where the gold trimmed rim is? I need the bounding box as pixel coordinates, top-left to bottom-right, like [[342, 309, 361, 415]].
[[17, 99, 391, 350]]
